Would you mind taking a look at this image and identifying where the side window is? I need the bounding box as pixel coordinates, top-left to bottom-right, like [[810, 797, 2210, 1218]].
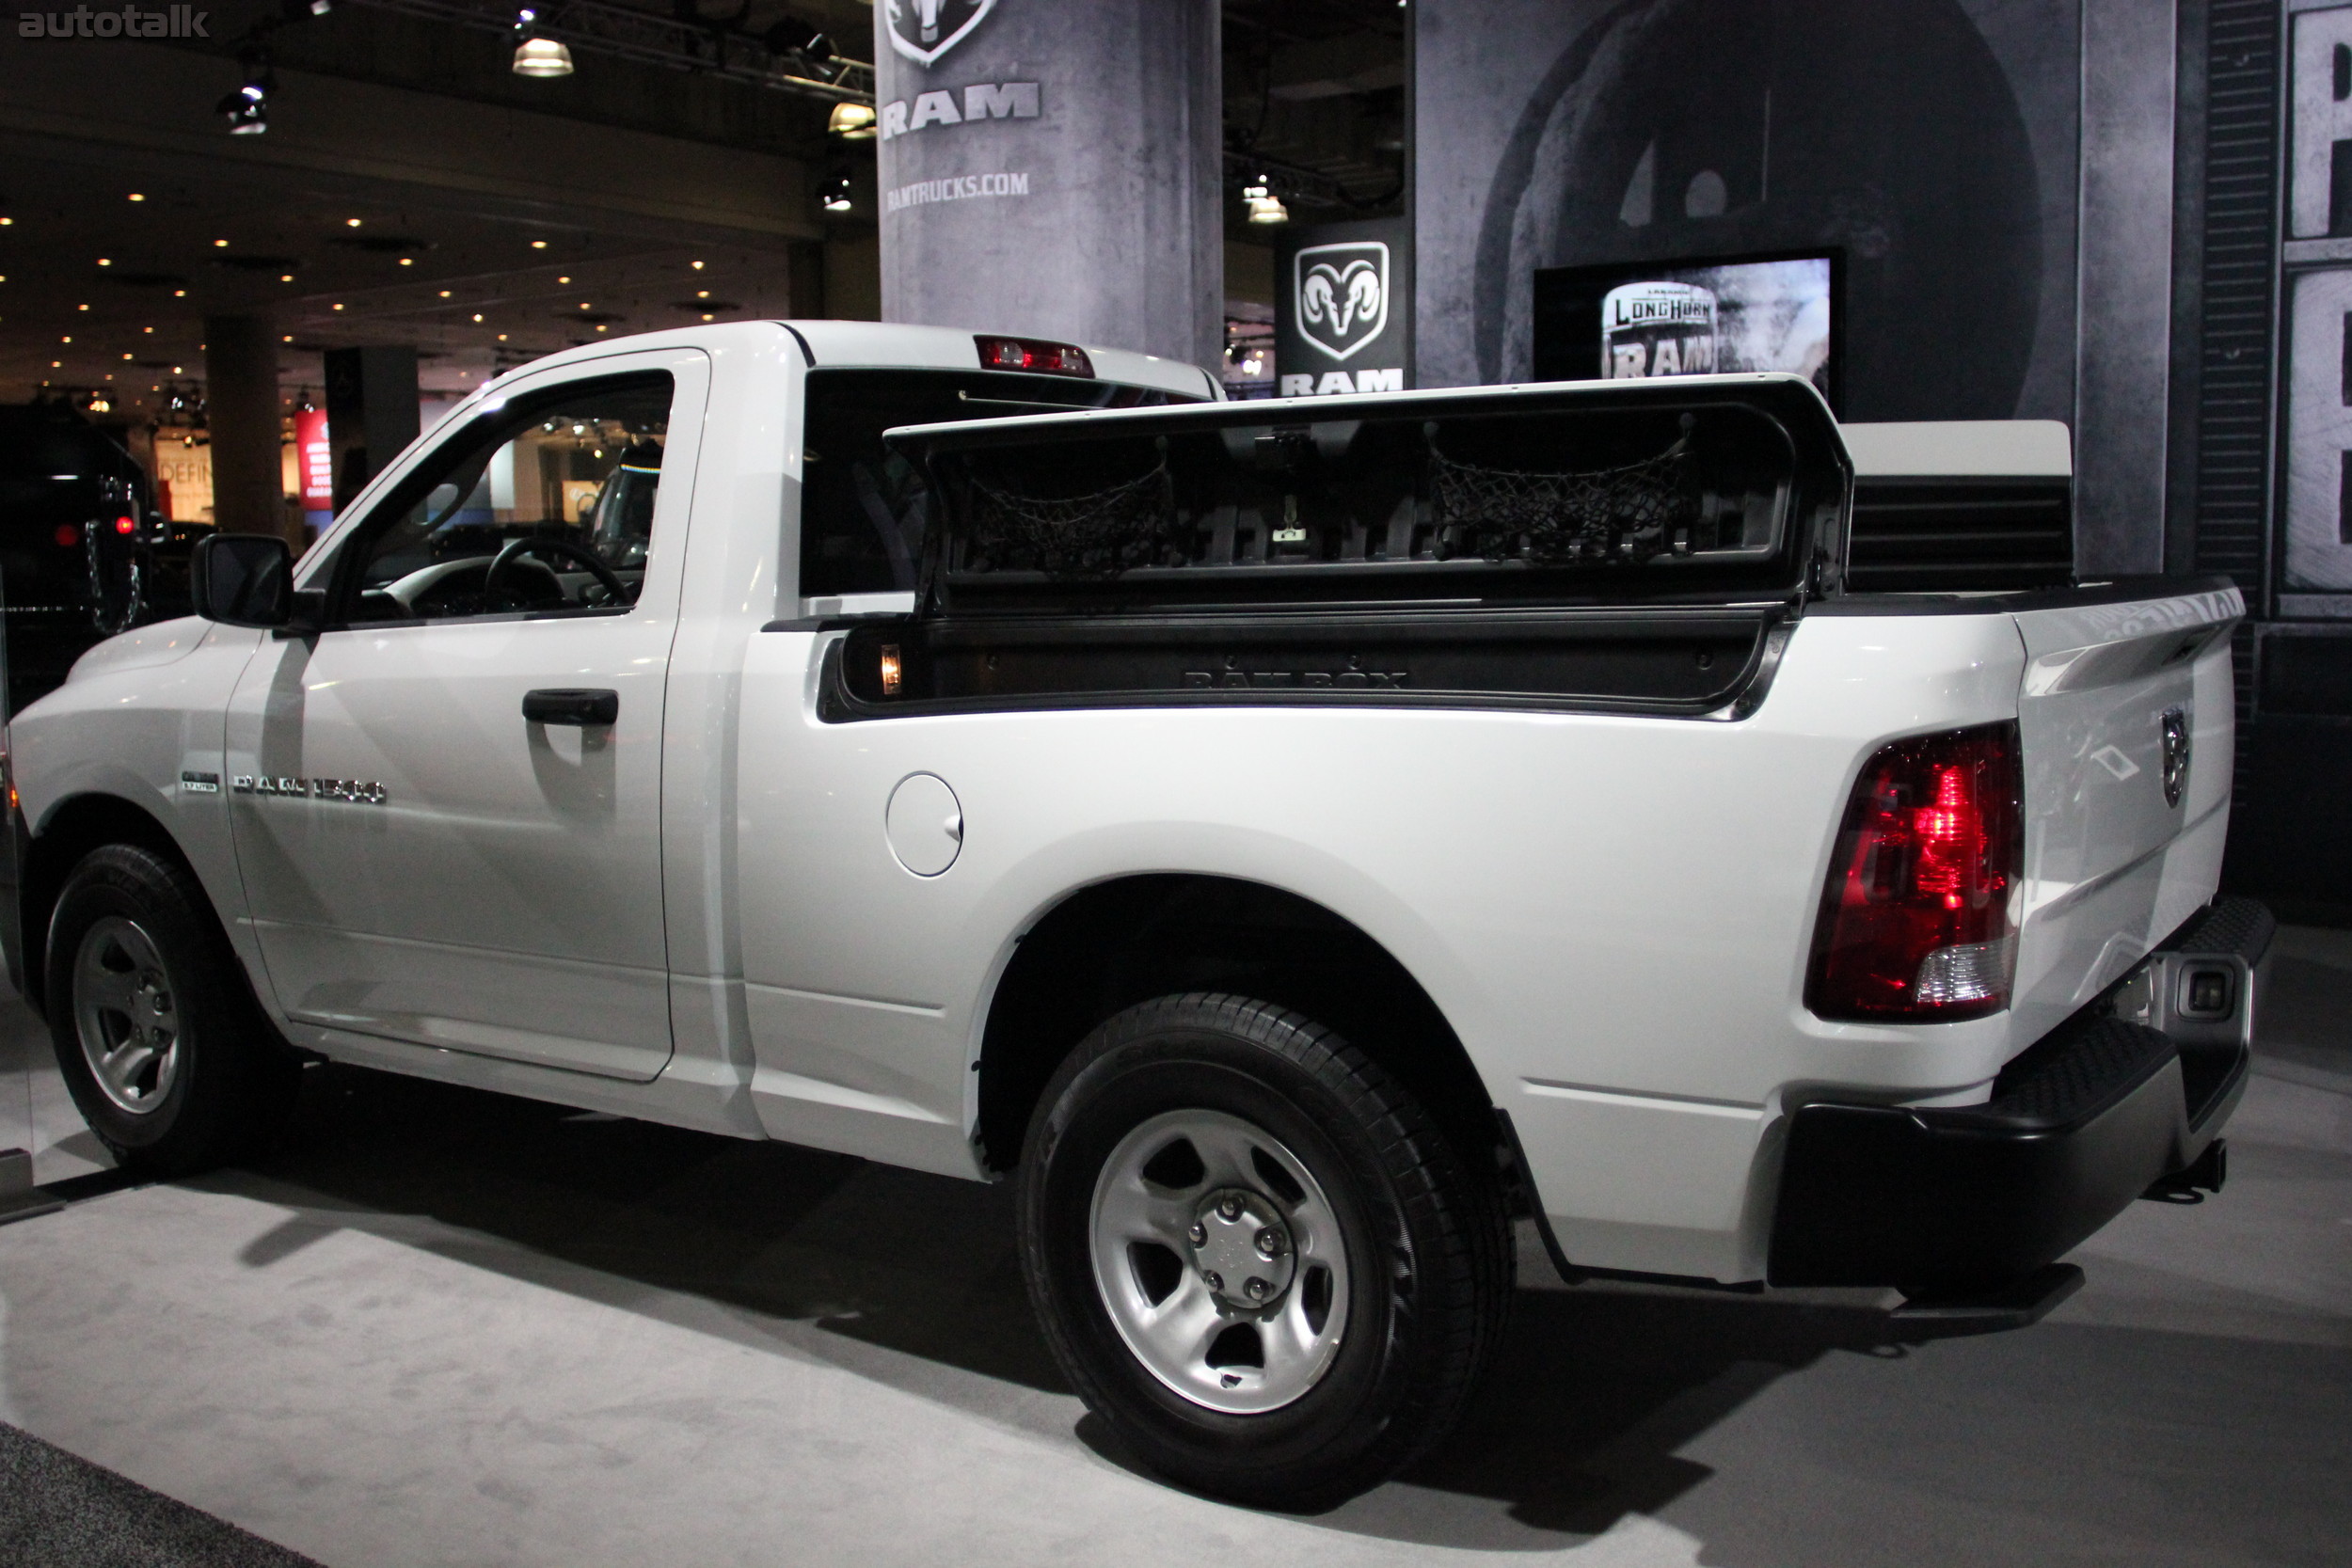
[[340, 373, 673, 624], [798, 369, 1194, 599]]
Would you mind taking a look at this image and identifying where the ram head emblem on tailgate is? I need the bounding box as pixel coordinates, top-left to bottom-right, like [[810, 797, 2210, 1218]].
[[2161, 706, 2190, 808]]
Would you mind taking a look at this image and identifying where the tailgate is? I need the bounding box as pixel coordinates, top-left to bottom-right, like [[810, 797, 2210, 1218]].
[[2010, 583, 2244, 1043]]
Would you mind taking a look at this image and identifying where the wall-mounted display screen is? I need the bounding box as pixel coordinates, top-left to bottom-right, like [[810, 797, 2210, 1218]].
[[1533, 251, 1841, 412]]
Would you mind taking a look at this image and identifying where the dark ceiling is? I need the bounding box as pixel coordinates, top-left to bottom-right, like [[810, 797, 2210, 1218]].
[[0, 0, 1406, 417]]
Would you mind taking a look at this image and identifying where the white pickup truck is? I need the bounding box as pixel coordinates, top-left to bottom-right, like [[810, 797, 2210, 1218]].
[[1, 321, 2268, 1507]]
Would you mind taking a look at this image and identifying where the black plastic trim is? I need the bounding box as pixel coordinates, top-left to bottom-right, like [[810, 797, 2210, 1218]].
[[1768, 897, 2271, 1291], [816, 605, 1795, 723], [780, 323, 815, 367]]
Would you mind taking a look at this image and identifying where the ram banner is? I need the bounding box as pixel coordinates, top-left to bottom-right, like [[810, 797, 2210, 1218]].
[[1275, 217, 1411, 399]]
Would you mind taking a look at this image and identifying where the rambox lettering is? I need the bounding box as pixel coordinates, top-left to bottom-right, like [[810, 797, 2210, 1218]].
[[17, 5, 209, 37]]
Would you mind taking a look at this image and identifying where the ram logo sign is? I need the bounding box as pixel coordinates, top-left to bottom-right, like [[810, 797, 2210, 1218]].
[[884, 0, 995, 67], [1295, 242, 1391, 362]]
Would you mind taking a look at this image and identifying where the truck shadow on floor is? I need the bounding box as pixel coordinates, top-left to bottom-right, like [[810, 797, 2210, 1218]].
[[215, 1062, 1994, 1545]]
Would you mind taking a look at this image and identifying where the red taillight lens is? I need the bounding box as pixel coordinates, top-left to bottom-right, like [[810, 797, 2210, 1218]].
[[114, 515, 137, 535], [1806, 723, 2023, 1022], [974, 334, 1094, 378], [53, 524, 79, 548]]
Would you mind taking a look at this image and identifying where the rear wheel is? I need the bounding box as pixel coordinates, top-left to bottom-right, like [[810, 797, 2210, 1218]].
[[44, 845, 299, 1175], [1017, 993, 1510, 1509]]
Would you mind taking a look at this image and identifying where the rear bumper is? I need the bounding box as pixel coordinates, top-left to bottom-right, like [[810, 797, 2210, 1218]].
[[1768, 896, 2270, 1291]]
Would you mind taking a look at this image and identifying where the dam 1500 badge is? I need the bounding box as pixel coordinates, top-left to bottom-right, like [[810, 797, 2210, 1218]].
[[222, 774, 388, 805]]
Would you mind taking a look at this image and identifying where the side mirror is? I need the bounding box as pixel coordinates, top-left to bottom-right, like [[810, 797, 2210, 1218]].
[[190, 533, 294, 627]]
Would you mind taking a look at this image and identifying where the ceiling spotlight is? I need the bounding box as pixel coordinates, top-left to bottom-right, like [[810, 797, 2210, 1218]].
[[97, 258, 110, 266], [471, 312, 483, 322], [827, 103, 877, 140], [557, 275, 570, 284], [531, 240, 548, 250], [819, 171, 853, 213], [127, 193, 145, 202], [399, 257, 413, 266], [691, 260, 704, 270], [216, 55, 274, 135], [1243, 180, 1289, 225], [346, 217, 362, 228], [279, 274, 294, 282], [439, 289, 453, 297], [512, 9, 574, 80]]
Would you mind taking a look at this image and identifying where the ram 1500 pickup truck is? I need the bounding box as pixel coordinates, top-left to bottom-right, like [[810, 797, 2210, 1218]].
[[0, 321, 2268, 1506]]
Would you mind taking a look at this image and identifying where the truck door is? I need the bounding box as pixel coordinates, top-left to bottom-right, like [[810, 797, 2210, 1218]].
[[224, 348, 707, 1081]]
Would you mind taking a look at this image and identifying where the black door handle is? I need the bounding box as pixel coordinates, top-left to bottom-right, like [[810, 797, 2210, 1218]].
[[523, 688, 619, 726]]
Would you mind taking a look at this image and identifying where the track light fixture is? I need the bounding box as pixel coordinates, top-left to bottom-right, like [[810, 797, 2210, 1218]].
[[512, 8, 574, 76], [764, 17, 834, 60], [1242, 179, 1288, 225], [819, 169, 854, 213], [828, 102, 877, 140], [215, 53, 275, 135]]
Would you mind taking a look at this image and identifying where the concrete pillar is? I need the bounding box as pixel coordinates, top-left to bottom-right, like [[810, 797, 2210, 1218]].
[[323, 346, 421, 515], [201, 314, 285, 541], [872, 0, 1221, 372], [2074, 0, 2178, 577]]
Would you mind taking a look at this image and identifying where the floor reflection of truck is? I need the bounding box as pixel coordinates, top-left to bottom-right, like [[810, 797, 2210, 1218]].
[[0, 404, 199, 715]]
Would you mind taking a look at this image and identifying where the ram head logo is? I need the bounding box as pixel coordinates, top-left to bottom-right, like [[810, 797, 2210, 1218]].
[[884, 0, 996, 67], [1293, 241, 1391, 361]]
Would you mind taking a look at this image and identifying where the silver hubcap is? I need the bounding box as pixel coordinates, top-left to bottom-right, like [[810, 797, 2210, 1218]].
[[1089, 1108, 1348, 1415], [72, 916, 182, 1115]]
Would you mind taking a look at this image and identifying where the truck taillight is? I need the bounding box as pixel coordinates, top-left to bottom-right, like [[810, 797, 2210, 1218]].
[[1806, 723, 2022, 1022], [975, 335, 1093, 378]]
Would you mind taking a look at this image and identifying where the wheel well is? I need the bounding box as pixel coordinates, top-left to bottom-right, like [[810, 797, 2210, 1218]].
[[19, 794, 190, 1018], [976, 875, 1499, 1176]]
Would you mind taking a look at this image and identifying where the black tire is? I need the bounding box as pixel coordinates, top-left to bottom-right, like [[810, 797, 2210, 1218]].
[[1016, 992, 1511, 1509], [43, 844, 299, 1176]]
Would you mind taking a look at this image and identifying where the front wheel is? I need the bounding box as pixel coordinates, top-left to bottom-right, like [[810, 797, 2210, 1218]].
[[1016, 993, 1509, 1509], [44, 845, 300, 1175]]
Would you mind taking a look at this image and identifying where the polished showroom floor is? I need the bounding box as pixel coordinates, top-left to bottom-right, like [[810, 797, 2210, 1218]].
[[1, 934, 2346, 1568]]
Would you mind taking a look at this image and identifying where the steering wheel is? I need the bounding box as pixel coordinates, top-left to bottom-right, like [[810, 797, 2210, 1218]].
[[483, 536, 630, 610]]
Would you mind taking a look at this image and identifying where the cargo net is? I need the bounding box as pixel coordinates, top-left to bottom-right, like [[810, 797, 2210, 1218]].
[[963, 460, 1177, 577], [1428, 436, 1698, 565]]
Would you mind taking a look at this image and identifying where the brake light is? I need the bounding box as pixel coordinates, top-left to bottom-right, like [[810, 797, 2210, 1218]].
[[52, 524, 78, 548], [975, 334, 1094, 378], [1806, 723, 2022, 1022], [114, 515, 137, 535]]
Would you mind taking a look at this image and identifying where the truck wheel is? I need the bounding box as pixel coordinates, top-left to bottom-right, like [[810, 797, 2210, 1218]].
[[44, 845, 299, 1176], [1016, 992, 1509, 1509]]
